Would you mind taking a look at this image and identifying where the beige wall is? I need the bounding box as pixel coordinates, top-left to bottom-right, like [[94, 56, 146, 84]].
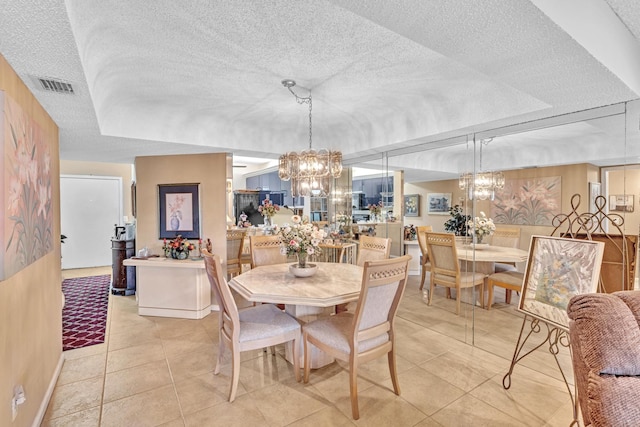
[[135, 154, 228, 262], [607, 167, 640, 234], [404, 163, 595, 250], [60, 160, 134, 219], [0, 54, 62, 426]]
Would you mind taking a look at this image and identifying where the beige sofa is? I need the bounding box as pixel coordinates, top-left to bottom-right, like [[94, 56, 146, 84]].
[[567, 291, 640, 426]]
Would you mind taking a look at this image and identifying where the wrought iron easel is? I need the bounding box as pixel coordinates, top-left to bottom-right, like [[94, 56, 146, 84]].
[[502, 194, 632, 427]]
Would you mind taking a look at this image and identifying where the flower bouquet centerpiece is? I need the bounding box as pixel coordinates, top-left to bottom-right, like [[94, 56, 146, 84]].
[[368, 201, 384, 222], [163, 235, 195, 260], [466, 211, 496, 245], [258, 198, 280, 227], [278, 215, 326, 276]]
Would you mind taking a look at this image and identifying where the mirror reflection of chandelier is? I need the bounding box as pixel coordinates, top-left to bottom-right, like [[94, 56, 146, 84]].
[[278, 80, 342, 197], [458, 137, 505, 201]]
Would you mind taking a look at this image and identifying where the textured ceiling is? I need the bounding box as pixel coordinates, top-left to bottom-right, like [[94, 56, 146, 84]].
[[0, 0, 638, 181]]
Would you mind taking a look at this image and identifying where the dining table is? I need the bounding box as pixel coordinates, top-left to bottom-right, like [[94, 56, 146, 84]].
[[455, 243, 529, 274], [228, 261, 364, 368]]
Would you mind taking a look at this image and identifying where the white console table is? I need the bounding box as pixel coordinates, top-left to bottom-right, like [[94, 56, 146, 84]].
[[123, 257, 212, 319], [403, 240, 421, 276]]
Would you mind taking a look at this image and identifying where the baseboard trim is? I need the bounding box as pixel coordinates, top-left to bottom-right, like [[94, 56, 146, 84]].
[[32, 352, 64, 427]]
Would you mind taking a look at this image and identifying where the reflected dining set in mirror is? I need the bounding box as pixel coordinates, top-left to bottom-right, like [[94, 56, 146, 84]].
[[420, 230, 529, 314]]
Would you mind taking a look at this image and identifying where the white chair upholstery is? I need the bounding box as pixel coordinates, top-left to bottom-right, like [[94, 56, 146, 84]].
[[202, 251, 301, 402], [302, 255, 411, 420], [425, 232, 485, 315]]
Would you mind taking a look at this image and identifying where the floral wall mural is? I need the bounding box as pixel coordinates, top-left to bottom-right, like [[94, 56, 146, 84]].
[[491, 176, 561, 226], [1, 91, 53, 280]]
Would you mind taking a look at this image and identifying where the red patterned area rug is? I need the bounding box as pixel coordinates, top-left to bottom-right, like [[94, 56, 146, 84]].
[[62, 275, 110, 351]]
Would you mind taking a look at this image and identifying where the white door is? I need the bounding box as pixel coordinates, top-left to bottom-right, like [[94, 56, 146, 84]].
[[61, 175, 123, 269]]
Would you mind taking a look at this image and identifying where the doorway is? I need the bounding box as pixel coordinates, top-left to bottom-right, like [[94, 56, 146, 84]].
[[61, 175, 123, 269]]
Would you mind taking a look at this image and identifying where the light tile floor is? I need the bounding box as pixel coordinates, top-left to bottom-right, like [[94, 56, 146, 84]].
[[44, 268, 580, 426]]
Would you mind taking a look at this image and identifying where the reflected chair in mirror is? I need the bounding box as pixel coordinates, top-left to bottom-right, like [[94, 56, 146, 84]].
[[202, 250, 301, 402], [226, 230, 246, 279], [416, 225, 433, 290], [302, 255, 411, 420], [425, 232, 485, 315], [250, 235, 287, 268], [339, 243, 357, 264], [356, 236, 391, 266], [491, 227, 521, 273], [486, 271, 524, 309]]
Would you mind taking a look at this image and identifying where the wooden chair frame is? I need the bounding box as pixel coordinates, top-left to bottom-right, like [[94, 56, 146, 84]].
[[202, 250, 301, 402], [302, 256, 411, 419], [425, 232, 485, 315]]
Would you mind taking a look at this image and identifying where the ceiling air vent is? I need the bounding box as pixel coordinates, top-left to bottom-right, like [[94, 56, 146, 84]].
[[30, 76, 75, 95]]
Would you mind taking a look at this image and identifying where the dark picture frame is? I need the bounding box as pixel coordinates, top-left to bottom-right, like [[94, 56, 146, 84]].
[[404, 194, 420, 217], [159, 184, 200, 239]]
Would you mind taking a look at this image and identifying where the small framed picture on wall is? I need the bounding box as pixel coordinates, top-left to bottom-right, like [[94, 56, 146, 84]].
[[404, 194, 420, 217], [159, 184, 201, 239], [427, 193, 452, 215]]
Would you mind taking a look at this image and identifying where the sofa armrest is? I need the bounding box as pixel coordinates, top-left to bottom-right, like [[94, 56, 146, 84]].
[[568, 292, 640, 376]]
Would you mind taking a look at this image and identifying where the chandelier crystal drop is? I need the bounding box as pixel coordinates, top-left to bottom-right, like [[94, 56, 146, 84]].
[[458, 137, 505, 201], [278, 79, 342, 198]]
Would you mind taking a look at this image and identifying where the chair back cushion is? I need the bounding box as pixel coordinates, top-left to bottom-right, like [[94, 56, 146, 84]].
[[491, 227, 521, 248], [352, 256, 411, 347], [356, 236, 391, 266], [425, 232, 459, 279], [226, 230, 245, 264], [250, 235, 287, 267]]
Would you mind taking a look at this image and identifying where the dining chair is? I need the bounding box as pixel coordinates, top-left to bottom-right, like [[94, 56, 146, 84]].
[[338, 243, 357, 265], [416, 225, 433, 290], [202, 250, 301, 402], [250, 235, 287, 268], [356, 235, 391, 266], [425, 232, 486, 315], [486, 271, 524, 309], [226, 230, 246, 278], [302, 255, 411, 420], [491, 227, 521, 274]]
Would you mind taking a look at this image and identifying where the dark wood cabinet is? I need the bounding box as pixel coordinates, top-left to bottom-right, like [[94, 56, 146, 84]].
[[111, 239, 136, 295]]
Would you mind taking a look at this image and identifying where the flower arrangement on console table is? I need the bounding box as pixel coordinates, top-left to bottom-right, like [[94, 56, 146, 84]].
[[467, 211, 496, 244], [368, 201, 384, 222], [258, 198, 280, 227], [163, 235, 196, 259], [277, 215, 326, 269]]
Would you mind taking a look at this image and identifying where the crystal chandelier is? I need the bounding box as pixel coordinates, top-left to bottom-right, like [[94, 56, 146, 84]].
[[278, 79, 342, 197], [459, 137, 505, 201]]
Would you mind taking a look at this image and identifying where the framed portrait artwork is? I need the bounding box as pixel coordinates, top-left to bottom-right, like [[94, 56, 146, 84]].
[[159, 184, 201, 239], [426, 193, 451, 215], [404, 194, 420, 217], [519, 236, 604, 331]]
